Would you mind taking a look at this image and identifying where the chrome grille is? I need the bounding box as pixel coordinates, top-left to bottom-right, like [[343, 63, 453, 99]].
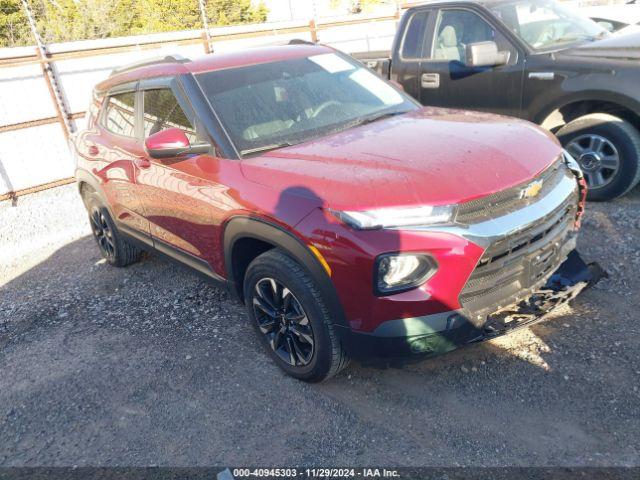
[[459, 199, 578, 322], [456, 158, 569, 224]]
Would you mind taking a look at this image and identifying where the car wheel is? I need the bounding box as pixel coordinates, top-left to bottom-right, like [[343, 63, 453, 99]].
[[243, 249, 349, 382], [557, 113, 640, 201], [83, 189, 142, 267]]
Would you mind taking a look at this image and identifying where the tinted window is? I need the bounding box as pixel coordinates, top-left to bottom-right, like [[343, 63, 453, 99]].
[[142, 89, 197, 143], [402, 11, 429, 59], [103, 92, 136, 137]]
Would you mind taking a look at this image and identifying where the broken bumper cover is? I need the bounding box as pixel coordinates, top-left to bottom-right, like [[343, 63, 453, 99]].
[[340, 250, 605, 359]]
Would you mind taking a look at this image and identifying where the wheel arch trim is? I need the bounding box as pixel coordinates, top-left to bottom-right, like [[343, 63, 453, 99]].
[[534, 92, 640, 129], [223, 216, 349, 328]]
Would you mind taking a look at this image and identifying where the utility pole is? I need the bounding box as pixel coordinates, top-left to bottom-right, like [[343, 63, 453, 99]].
[[20, 0, 74, 138]]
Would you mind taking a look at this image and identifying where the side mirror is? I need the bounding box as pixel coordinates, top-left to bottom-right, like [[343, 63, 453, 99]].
[[597, 21, 615, 32], [465, 41, 509, 68], [144, 128, 210, 159]]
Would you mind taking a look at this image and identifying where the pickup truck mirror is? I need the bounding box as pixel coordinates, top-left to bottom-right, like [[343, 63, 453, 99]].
[[464, 41, 509, 68], [145, 128, 210, 159], [597, 21, 615, 32]]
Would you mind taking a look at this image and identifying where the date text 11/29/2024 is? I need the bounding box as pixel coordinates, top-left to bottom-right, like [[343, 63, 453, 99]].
[[229, 468, 400, 478]]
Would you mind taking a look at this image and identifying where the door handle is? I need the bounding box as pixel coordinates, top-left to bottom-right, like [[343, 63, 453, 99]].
[[135, 157, 151, 169], [528, 72, 555, 81], [421, 73, 440, 89], [88, 145, 99, 156]]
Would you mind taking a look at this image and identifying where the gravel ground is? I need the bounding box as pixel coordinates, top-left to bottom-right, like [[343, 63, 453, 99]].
[[0, 183, 639, 467]]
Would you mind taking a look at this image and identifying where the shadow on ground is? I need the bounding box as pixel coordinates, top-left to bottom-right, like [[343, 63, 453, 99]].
[[1, 225, 639, 467]]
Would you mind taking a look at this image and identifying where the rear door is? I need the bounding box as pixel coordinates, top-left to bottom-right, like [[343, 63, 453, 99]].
[[389, 8, 432, 100], [89, 83, 151, 238], [418, 5, 525, 117]]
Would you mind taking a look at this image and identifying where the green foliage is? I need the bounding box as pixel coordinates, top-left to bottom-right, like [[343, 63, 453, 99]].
[[0, 0, 29, 47], [0, 0, 269, 48], [206, 0, 268, 26]]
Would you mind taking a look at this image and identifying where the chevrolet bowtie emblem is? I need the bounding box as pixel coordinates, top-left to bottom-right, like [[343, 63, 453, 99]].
[[521, 179, 543, 199]]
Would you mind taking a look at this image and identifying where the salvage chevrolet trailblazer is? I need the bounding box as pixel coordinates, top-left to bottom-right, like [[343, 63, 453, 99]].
[[72, 44, 599, 381]]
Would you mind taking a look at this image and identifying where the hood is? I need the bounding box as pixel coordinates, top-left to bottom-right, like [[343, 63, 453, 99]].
[[560, 32, 640, 60], [240, 107, 562, 211]]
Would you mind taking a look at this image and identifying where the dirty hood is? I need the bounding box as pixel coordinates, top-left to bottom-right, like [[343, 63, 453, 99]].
[[240, 107, 563, 211]]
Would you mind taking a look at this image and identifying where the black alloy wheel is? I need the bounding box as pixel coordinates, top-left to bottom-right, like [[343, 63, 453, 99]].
[[252, 277, 315, 367], [90, 207, 116, 261]]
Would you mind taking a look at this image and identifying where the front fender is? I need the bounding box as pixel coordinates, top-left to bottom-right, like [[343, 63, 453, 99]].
[[222, 215, 349, 329]]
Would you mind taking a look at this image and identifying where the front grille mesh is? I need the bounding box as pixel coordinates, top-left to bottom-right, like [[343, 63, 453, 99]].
[[459, 199, 578, 321], [456, 158, 569, 224]]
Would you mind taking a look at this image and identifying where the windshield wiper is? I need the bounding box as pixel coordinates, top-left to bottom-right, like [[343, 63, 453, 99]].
[[241, 142, 294, 156], [356, 110, 409, 127]]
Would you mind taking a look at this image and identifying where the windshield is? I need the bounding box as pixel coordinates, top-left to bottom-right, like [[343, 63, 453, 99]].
[[491, 0, 608, 50], [196, 53, 418, 156]]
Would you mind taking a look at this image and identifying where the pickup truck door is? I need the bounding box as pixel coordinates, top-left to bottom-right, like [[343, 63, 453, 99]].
[[417, 6, 525, 117]]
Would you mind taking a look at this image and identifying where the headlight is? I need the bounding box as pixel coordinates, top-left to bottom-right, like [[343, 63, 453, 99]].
[[562, 149, 583, 179], [375, 253, 437, 295], [331, 205, 456, 229]]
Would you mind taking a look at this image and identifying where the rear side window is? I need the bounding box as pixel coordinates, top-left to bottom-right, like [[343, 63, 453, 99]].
[[103, 92, 136, 137], [402, 11, 429, 59], [142, 89, 197, 143]]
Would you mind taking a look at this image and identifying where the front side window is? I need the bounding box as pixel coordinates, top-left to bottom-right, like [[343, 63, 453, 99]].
[[195, 53, 418, 156], [490, 0, 607, 50], [433, 9, 510, 62], [103, 92, 136, 137], [142, 89, 197, 144]]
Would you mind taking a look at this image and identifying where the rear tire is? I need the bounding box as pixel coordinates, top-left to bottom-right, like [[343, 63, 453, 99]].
[[557, 113, 640, 201], [83, 189, 142, 267], [243, 249, 349, 382]]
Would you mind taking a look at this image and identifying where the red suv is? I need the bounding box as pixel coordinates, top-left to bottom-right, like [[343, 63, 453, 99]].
[[73, 44, 596, 381]]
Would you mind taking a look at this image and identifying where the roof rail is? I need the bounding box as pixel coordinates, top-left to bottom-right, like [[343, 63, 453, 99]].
[[288, 39, 316, 46], [109, 54, 191, 77]]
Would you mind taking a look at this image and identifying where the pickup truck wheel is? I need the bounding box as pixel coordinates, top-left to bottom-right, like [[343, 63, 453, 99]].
[[84, 191, 142, 267], [243, 249, 349, 382], [557, 113, 640, 201]]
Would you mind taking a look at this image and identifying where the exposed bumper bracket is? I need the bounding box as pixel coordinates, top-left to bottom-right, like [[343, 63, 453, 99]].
[[481, 250, 606, 338]]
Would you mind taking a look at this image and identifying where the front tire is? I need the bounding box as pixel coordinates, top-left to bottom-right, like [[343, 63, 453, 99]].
[[243, 249, 349, 382], [557, 113, 640, 201]]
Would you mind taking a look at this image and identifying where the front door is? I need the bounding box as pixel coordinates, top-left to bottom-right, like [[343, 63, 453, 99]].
[[135, 82, 239, 278], [419, 7, 525, 117]]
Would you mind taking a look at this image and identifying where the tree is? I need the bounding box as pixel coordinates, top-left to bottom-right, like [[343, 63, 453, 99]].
[[205, 0, 268, 26], [0, 0, 29, 47], [0, 0, 269, 48]]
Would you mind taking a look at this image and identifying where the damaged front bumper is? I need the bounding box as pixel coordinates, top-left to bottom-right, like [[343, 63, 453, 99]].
[[342, 250, 605, 359]]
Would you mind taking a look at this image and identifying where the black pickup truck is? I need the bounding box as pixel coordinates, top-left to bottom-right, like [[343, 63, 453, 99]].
[[355, 0, 640, 200]]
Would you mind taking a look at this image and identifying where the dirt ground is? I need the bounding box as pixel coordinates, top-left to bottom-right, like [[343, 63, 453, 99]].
[[1, 184, 639, 467]]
